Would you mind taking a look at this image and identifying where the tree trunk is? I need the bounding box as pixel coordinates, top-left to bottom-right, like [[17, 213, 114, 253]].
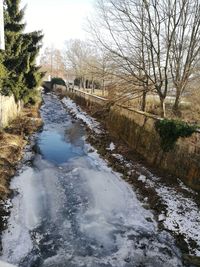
[[91, 79, 94, 94], [141, 90, 147, 111], [82, 77, 86, 90], [173, 88, 181, 116], [159, 96, 166, 118], [102, 79, 105, 96]]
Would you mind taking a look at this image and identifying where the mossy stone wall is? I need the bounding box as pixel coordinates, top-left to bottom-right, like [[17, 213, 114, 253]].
[[108, 105, 200, 191], [65, 89, 200, 191]]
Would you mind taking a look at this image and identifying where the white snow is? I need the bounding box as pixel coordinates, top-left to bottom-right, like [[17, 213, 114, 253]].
[[109, 151, 200, 256], [1, 144, 184, 267], [0, 167, 42, 264], [79, 167, 155, 235], [0, 156, 67, 265], [60, 95, 200, 257], [158, 213, 166, 222], [157, 186, 200, 256], [62, 97, 101, 134], [139, 172, 200, 255], [178, 179, 197, 195], [107, 142, 116, 151], [0, 261, 16, 267], [62, 96, 200, 256], [0, 93, 194, 266], [138, 175, 146, 183], [112, 153, 124, 162], [73, 146, 184, 266]]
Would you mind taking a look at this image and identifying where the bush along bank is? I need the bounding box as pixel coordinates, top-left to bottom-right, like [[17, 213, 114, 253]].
[[155, 119, 197, 152]]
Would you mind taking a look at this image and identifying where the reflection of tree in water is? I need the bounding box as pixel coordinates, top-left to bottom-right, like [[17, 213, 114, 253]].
[[64, 122, 85, 147]]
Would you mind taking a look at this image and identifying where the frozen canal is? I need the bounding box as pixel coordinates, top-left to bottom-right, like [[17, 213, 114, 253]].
[[0, 94, 186, 267]]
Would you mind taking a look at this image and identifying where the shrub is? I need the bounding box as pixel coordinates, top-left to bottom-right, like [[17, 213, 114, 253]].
[[155, 119, 197, 152], [51, 77, 66, 87], [23, 89, 41, 106]]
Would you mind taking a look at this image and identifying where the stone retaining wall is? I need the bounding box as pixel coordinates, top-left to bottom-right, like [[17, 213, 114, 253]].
[[65, 89, 200, 191], [0, 94, 21, 128], [108, 105, 200, 191]]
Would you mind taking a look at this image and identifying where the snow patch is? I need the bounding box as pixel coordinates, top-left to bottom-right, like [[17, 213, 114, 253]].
[[62, 97, 101, 134], [157, 186, 200, 255], [112, 153, 124, 162], [0, 169, 34, 265], [138, 175, 146, 183], [107, 142, 116, 151], [109, 150, 200, 256], [158, 213, 166, 222]]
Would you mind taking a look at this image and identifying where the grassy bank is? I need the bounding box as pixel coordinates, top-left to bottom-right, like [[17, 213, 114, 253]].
[[0, 102, 43, 202]]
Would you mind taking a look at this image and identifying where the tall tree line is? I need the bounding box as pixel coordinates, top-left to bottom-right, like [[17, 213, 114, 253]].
[[87, 0, 200, 117], [61, 0, 200, 117], [0, 0, 44, 104]]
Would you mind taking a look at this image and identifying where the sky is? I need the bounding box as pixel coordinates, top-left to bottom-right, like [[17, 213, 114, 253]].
[[21, 0, 94, 50]]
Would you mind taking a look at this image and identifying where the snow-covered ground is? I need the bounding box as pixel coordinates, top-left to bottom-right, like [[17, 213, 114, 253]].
[[111, 152, 200, 256], [62, 96, 200, 257], [0, 94, 186, 267], [62, 97, 102, 134]]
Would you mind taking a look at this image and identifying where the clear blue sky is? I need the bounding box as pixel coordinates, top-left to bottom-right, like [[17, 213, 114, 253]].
[[21, 0, 94, 49]]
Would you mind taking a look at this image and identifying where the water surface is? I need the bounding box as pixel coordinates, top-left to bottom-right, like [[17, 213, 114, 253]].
[[0, 93, 185, 267]]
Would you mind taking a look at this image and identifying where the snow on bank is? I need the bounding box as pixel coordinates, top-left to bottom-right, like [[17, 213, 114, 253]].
[[107, 142, 116, 151], [112, 150, 200, 256], [62, 97, 101, 134], [76, 143, 183, 266], [135, 167, 200, 256], [62, 96, 200, 256], [0, 168, 36, 264], [156, 186, 200, 255]]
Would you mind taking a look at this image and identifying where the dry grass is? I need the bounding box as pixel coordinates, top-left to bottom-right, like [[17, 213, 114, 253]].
[[179, 90, 200, 124], [75, 85, 200, 123], [0, 102, 43, 200], [80, 88, 109, 97], [117, 93, 200, 124]]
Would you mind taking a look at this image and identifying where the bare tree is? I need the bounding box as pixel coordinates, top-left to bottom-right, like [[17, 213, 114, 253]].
[[40, 46, 66, 80], [64, 39, 93, 89], [88, 0, 154, 111], [168, 0, 200, 113], [88, 0, 200, 117], [87, 49, 115, 95]]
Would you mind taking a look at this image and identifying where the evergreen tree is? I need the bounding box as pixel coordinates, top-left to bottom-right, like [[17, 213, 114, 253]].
[[22, 31, 45, 104], [2, 0, 25, 98], [2, 0, 44, 103], [0, 53, 7, 89]]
